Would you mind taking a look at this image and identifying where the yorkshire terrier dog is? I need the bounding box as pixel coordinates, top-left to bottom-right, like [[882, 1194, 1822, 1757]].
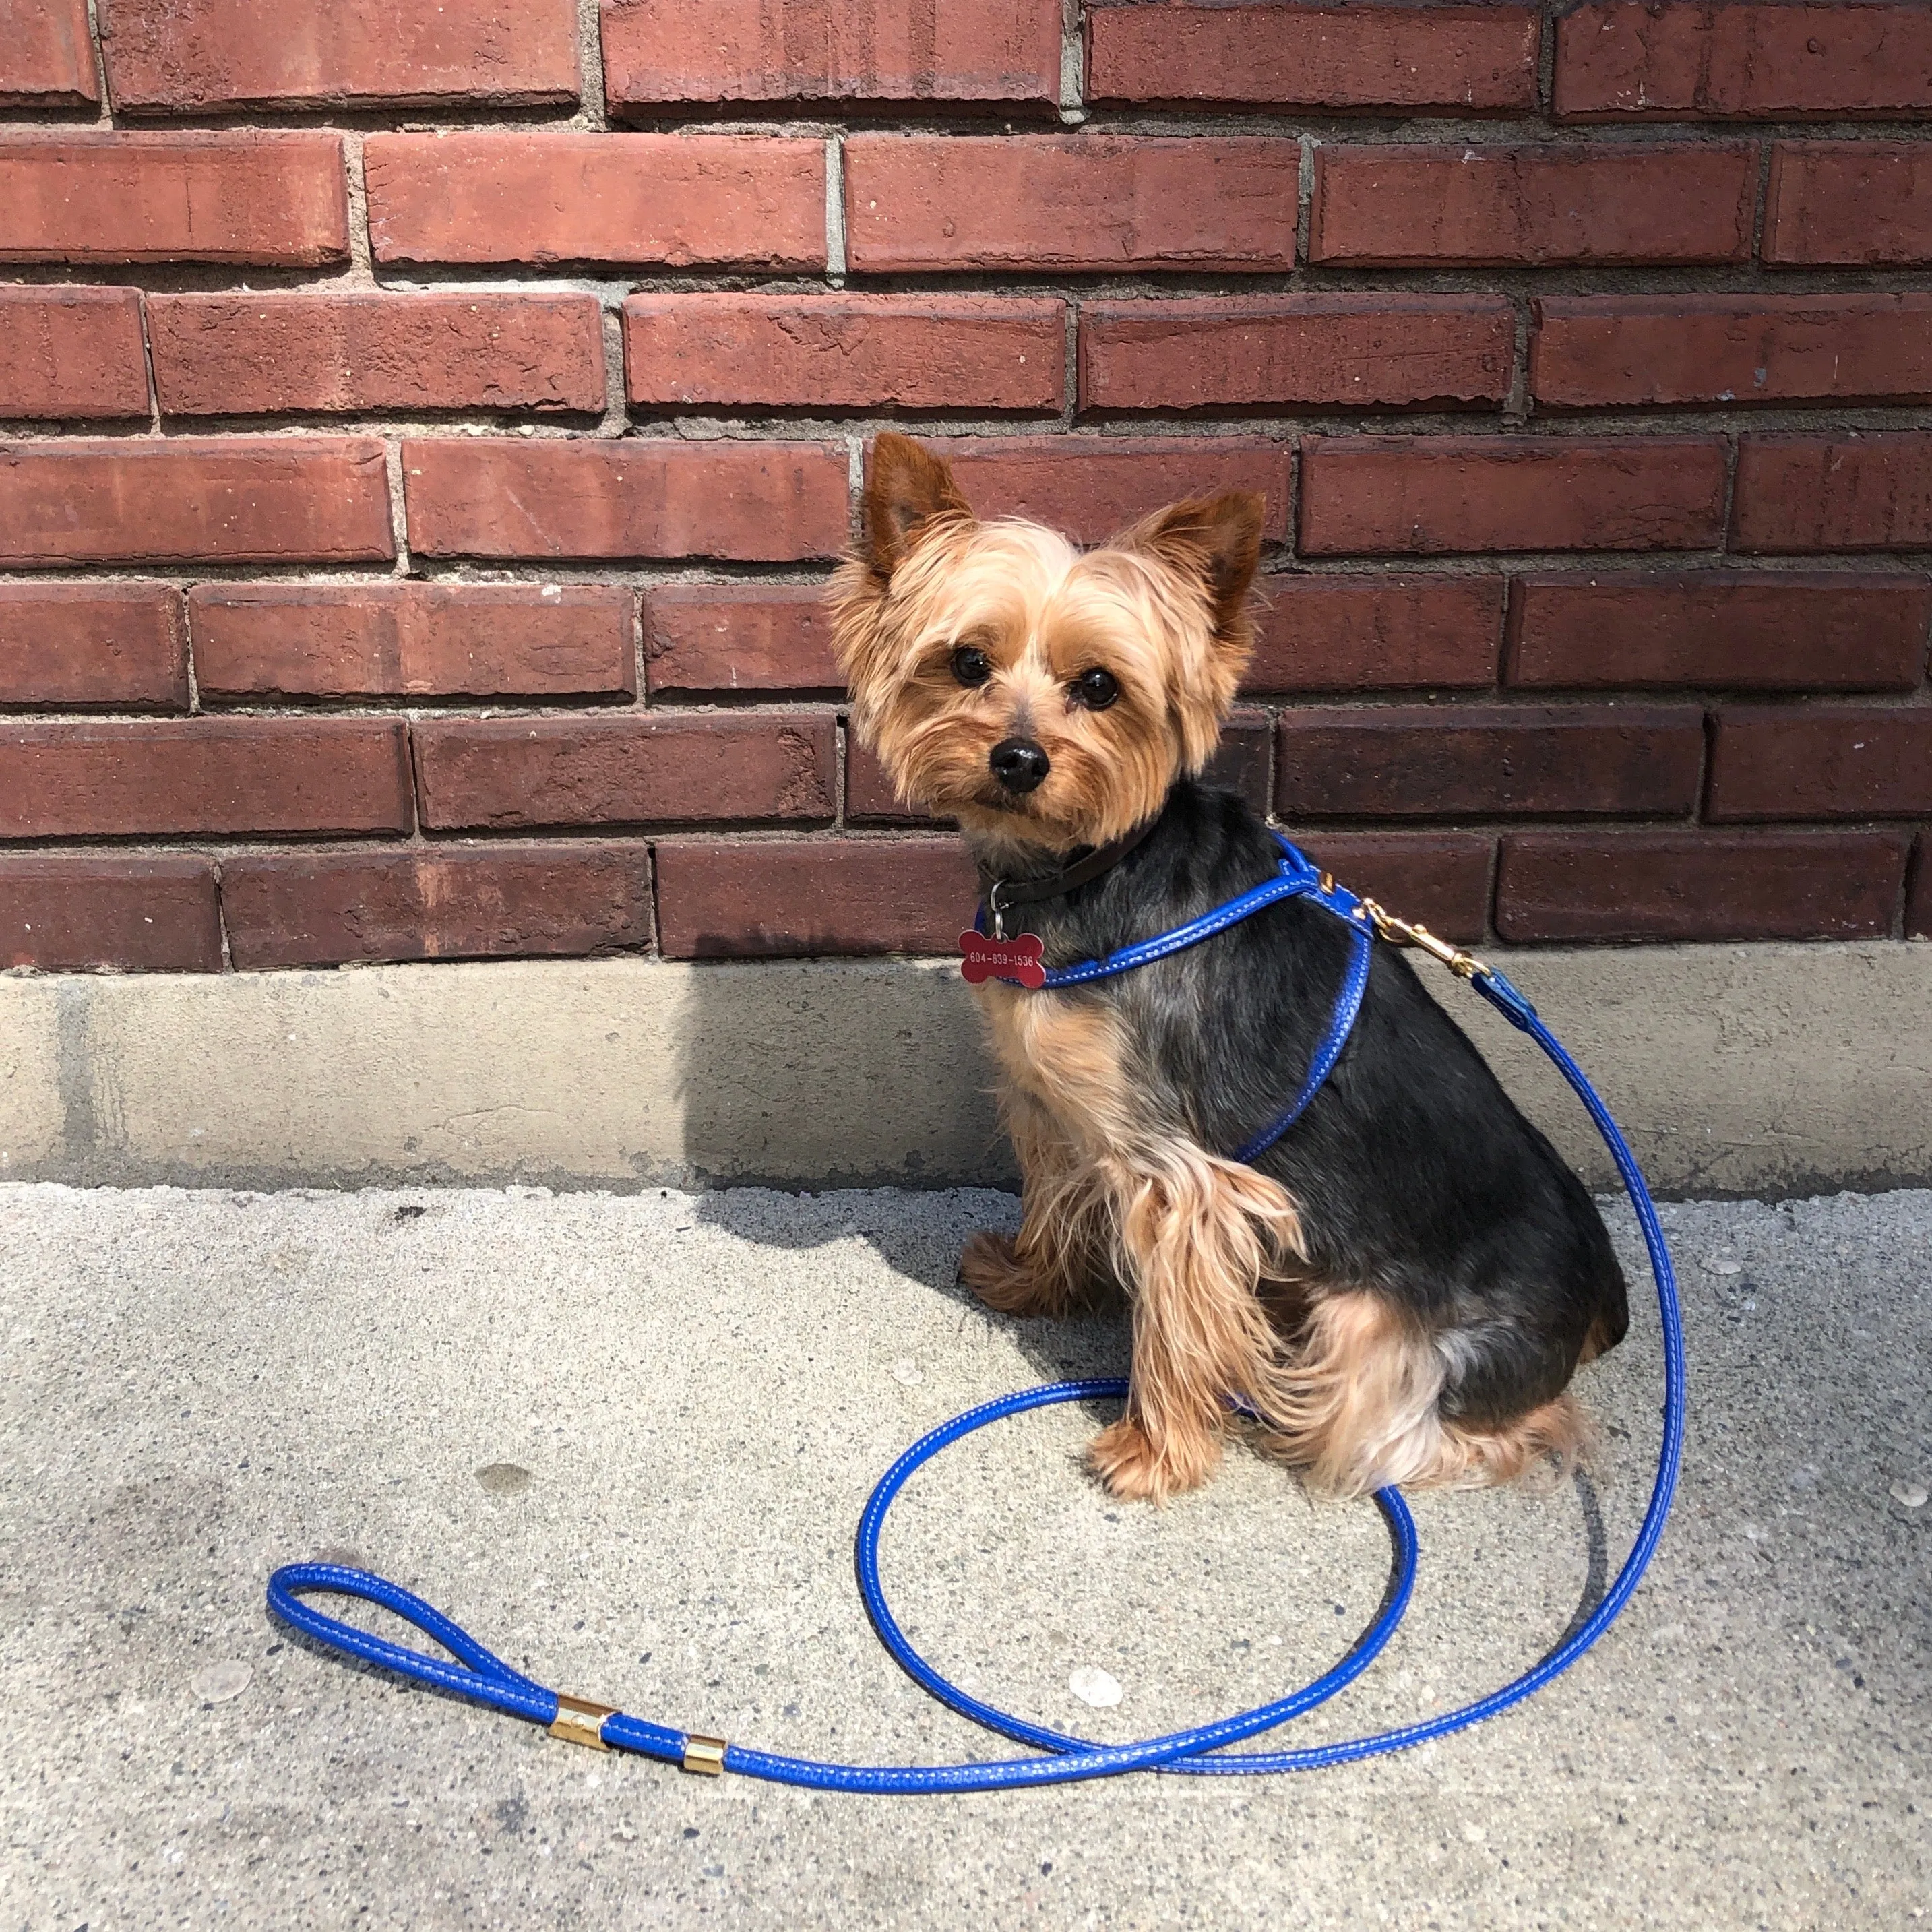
[[832, 433, 1627, 1505]]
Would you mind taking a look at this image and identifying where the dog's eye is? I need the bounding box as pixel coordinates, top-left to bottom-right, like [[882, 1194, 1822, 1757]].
[[1069, 667, 1119, 711], [951, 646, 992, 687]]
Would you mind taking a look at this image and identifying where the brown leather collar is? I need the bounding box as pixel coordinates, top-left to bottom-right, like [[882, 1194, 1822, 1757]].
[[978, 816, 1158, 937]]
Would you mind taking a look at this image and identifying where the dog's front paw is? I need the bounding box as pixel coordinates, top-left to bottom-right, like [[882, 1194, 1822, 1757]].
[[959, 1230, 1057, 1315], [1086, 1416, 1220, 1504]]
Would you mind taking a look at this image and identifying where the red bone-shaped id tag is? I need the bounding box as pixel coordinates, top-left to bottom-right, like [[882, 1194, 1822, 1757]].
[[958, 929, 1047, 989]]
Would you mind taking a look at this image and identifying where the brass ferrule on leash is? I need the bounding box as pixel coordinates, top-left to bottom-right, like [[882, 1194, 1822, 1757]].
[[681, 1733, 728, 1776], [549, 1693, 619, 1749], [1357, 898, 1488, 981]]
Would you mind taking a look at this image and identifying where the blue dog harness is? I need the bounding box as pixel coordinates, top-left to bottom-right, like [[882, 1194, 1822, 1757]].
[[976, 832, 1415, 1164]]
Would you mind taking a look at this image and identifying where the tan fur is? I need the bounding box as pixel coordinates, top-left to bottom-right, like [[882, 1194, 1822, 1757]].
[[1577, 1309, 1617, 1367], [1254, 1290, 1593, 1498], [1089, 1139, 1307, 1501], [968, 980, 1310, 1503], [959, 1091, 1116, 1318], [833, 435, 1589, 1505]]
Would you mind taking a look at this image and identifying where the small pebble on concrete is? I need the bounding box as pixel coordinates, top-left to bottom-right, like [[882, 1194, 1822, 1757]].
[[1069, 1666, 1122, 1708], [191, 1662, 251, 1704], [1890, 1479, 1927, 1508]]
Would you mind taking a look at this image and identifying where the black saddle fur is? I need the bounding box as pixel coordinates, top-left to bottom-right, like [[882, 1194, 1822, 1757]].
[[999, 777, 1629, 1428]]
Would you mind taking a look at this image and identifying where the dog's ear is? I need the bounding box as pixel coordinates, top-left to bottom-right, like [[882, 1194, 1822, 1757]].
[[861, 433, 972, 577], [1117, 491, 1266, 774], [1121, 491, 1266, 646]]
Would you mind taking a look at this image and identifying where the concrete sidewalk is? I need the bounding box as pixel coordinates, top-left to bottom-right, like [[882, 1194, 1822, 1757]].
[[1, 1182, 1925, 1929]]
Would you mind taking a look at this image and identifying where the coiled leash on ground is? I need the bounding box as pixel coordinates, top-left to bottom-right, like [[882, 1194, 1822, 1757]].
[[269, 846, 1686, 1793]]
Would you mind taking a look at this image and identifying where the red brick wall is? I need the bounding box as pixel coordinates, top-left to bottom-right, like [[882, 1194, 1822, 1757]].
[[3, 0, 1929, 972]]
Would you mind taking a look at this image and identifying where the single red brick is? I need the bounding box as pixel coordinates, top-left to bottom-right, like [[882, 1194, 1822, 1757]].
[[625, 294, 1063, 413], [0, 133, 348, 266], [1556, 1, 1932, 120], [0, 438, 394, 568], [405, 439, 846, 565], [0, 0, 99, 105], [602, 0, 1060, 107], [1708, 706, 1932, 821], [190, 583, 635, 701], [1284, 831, 1494, 943], [1210, 709, 1273, 816], [0, 855, 220, 972], [1310, 144, 1755, 266], [0, 718, 412, 839], [916, 436, 1289, 547], [1497, 830, 1908, 943], [1733, 433, 1932, 553], [1080, 297, 1514, 413], [1299, 436, 1727, 557], [0, 288, 148, 421], [1275, 704, 1704, 818], [1764, 142, 1932, 265], [1246, 576, 1502, 693], [148, 293, 605, 418], [655, 835, 977, 958], [1088, 1, 1539, 111], [98, 0, 578, 113], [845, 739, 932, 827], [365, 132, 825, 270], [1533, 294, 1932, 408], [845, 135, 1300, 272], [222, 844, 652, 970], [1507, 573, 1931, 691], [1908, 834, 1931, 937], [645, 584, 841, 698], [414, 713, 836, 830], [0, 583, 187, 708]]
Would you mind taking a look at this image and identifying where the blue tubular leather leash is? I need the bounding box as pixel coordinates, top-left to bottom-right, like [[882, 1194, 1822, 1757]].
[[268, 850, 1685, 1793]]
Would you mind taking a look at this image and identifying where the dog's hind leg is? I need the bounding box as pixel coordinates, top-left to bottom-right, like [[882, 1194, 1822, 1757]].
[[1087, 1146, 1304, 1503], [1427, 1394, 1594, 1488], [1259, 1295, 1595, 1495]]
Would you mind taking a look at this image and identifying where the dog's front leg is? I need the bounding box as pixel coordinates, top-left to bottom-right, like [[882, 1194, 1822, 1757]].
[[960, 1093, 1110, 1317], [1088, 1148, 1303, 1503]]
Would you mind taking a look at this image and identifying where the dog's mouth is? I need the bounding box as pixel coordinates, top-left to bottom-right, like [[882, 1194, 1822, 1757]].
[[968, 786, 1036, 815], [956, 792, 1097, 859]]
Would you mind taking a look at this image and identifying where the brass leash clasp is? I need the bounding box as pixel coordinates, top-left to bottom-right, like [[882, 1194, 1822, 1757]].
[[1357, 898, 1488, 981]]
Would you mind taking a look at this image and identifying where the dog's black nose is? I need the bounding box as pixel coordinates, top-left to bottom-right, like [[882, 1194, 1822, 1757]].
[[989, 737, 1051, 794]]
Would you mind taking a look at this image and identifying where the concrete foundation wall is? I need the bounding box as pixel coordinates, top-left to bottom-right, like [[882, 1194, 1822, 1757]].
[[3, 941, 1928, 1197]]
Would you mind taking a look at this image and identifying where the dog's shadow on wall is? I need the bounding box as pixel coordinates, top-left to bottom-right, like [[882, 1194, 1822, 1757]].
[[673, 948, 1132, 1392]]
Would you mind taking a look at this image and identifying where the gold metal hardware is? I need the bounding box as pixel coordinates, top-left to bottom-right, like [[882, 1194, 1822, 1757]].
[[549, 1693, 618, 1749], [1357, 897, 1488, 980], [682, 1733, 728, 1776]]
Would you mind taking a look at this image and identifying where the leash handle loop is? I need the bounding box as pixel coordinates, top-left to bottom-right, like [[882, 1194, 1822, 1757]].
[[268, 1563, 691, 1762], [268, 1563, 553, 1718]]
